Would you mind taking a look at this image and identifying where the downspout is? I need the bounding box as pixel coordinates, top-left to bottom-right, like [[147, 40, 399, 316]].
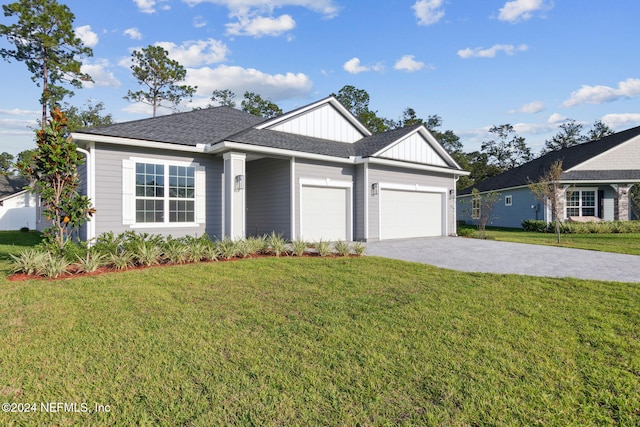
[[76, 146, 95, 242]]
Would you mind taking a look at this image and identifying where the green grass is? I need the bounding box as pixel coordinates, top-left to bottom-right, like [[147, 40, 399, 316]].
[[0, 232, 639, 425], [460, 225, 640, 255]]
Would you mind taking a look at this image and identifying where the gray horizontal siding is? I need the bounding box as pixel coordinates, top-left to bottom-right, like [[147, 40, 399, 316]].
[[93, 144, 222, 239], [246, 158, 291, 239], [457, 188, 543, 229]]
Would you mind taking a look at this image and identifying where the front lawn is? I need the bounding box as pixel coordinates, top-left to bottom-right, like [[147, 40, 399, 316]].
[[0, 235, 638, 425], [459, 225, 640, 255]]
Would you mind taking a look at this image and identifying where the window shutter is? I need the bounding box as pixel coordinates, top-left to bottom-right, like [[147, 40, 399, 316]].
[[122, 159, 135, 225], [195, 165, 206, 224]]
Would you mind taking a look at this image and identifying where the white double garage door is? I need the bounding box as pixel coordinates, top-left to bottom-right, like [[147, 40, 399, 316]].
[[300, 180, 445, 241]]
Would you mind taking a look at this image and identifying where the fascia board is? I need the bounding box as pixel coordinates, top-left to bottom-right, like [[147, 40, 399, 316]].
[[360, 156, 470, 176], [208, 141, 355, 164], [71, 133, 208, 153]]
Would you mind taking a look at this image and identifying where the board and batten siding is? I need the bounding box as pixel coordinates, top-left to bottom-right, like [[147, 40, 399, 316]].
[[367, 165, 455, 239], [268, 104, 364, 143], [294, 159, 355, 240], [92, 143, 223, 239], [377, 133, 448, 166], [246, 158, 291, 239], [571, 136, 640, 170]]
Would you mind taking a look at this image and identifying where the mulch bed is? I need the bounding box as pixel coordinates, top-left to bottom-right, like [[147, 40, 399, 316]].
[[7, 252, 356, 282]]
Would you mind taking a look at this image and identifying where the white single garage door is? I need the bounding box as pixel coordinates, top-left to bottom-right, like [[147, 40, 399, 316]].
[[380, 189, 443, 239], [301, 185, 349, 241]]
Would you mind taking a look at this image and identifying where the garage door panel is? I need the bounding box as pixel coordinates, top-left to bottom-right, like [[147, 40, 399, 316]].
[[381, 189, 442, 239], [301, 186, 348, 241]]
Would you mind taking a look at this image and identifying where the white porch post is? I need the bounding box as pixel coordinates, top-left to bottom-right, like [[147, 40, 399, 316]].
[[223, 152, 246, 239]]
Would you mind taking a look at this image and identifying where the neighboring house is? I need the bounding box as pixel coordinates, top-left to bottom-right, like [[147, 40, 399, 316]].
[[0, 175, 36, 230], [457, 125, 640, 228], [70, 96, 469, 242]]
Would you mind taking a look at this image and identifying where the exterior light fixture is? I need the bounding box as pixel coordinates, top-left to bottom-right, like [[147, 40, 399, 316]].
[[371, 182, 379, 196], [235, 174, 245, 191]]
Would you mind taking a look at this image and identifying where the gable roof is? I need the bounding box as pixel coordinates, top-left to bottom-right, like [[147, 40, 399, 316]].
[[459, 125, 640, 195], [74, 97, 464, 171], [0, 175, 29, 199]]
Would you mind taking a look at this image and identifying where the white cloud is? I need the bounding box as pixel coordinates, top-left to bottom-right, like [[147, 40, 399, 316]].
[[343, 57, 384, 74], [563, 78, 640, 107], [498, 0, 551, 23], [510, 100, 545, 114], [412, 0, 445, 26], [182, 0, 339, 18], [343, 58, 368, 74], [81, 60, 121, 88], [547, 113, 566, 124], [226, 14, 295, 37], [156, 39, 230, 66], [0, 108, 40, 116], [133, 0, 156, 13], [457, 44, 528, 59], [75, 25, 98, 47], [124, 27, 143, 40], [193, 16, 207, 28], [394, 55, 427, 72], [601, 113, 640, 130], [185, 64, 313, 102]]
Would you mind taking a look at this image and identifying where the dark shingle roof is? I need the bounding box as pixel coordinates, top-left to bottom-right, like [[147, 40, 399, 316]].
[[74, 105, 461, 169], [353, 125, 422, 157], [78, 107, 265, 146], [459, 125, 640, 195], [0, 175, 29, 199]]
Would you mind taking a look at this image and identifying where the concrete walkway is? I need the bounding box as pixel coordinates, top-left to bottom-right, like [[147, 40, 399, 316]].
[[365, 237, 640, 283]]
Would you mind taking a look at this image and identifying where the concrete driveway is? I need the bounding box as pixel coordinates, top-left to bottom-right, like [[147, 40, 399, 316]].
[[365, 237, 640, 283]]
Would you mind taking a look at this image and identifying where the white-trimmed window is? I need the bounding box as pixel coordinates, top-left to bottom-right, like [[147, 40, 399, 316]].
[[471, 197, 481, 219], [566, 189, 596, 217], [505, 195, 512, 206], [123, 158, 205, 227]]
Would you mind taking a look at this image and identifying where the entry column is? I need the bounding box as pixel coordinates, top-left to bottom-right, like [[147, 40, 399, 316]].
[[224, 152, 246, 239]]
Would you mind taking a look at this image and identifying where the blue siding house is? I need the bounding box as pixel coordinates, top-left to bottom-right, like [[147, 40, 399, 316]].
[[457, 125, 640, 228]]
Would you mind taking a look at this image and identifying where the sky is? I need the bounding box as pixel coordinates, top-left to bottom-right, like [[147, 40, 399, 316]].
[[1, 0, 640, 158]]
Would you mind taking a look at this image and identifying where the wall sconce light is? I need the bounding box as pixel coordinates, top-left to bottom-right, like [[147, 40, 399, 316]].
[[235, 174, 245, 191], [371, 182, 379, 196]]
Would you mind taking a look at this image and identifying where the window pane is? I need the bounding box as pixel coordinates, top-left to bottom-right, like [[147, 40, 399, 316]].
[[582, 208, 595, 216], [567, 208, 579, 216], [582, 191, 595, 207]]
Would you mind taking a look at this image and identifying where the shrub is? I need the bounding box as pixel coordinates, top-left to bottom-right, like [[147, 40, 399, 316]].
[[131, 241, 164, 266], [20, 226, 29, 233], [290, 238, 307, 256], [351, 242, 366, 256], [315, 239, 332, 257], [163, 238, 189, 264], [266, 232, 288, 257], [457, 227, 475, 238], [11, 249, 48, 275], [41, 253, 70, 278], [217, 239, 238, 260], [200, 243, 219, 262], [108, 251, 135, 271], [333, 241, 351, 257], [76, 252, 106, 273], [522, 220, 548, 233]]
